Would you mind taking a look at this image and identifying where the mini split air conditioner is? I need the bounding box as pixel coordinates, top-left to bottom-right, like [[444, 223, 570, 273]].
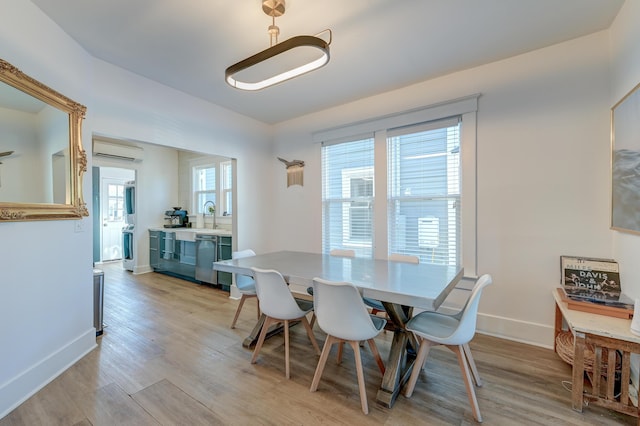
[[93, 140, 143, 162]]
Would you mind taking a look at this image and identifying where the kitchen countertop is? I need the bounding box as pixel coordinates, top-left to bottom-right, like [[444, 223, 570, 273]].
[[149, 227, 232, 241]]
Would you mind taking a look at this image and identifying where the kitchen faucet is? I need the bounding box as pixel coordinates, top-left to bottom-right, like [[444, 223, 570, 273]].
[[203, 201, 217, 229]]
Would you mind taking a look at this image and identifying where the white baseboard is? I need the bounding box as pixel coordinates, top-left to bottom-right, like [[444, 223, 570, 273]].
[[296, 282, 556, 349], [133, 265, 153, 274], [476, 312, 554, 349], [0, 329, 97, 419]]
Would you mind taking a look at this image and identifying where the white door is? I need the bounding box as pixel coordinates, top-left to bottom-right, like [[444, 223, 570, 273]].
[[101, 178, 126, 261]]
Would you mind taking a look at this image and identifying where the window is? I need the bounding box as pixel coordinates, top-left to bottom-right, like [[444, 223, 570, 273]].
[[387, 118, 460, 265], [191, 161, 233, 216], [193, 164, 216, 214], [322, 137, 375, 258], [221, 161, 233, 216], [316, 95, 477, 276], [106, 183, 124, 222]]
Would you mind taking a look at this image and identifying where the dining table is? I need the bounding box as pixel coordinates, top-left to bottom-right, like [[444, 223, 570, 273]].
[[213, 250, 464, 408]]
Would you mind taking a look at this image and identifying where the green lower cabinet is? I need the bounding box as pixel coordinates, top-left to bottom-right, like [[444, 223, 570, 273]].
[[149, 230, 160, 269], [149, 230, 197, 282], [149, 229, 232, 290], [217, 236, 233, 291], [218, 272, 232, 290]]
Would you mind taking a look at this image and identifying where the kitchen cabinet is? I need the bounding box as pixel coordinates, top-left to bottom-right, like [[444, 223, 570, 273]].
[[149, 230, 197, 282], [149, 229, 232, 291], [217, 236, 232, 291], [149, 230, 160, 269]]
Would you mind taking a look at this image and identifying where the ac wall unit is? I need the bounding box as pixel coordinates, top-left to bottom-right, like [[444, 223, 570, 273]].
[[93, 140, 143, 162]]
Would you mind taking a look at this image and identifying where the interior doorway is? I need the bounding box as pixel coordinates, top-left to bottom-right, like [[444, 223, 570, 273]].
[[93, 167, 135, 263]]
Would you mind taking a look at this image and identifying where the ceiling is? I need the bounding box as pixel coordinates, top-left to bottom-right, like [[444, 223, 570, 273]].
[[31, 0, 624, 124]]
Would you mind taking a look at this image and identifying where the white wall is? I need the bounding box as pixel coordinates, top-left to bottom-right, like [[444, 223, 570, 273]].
[[271, 31, 614, 348], [0, 1, 273, 417], [0, 2, 96, 417], [90, 59, 274, 256], [2, 0, 638, 418], [610, 0, 640, 300]]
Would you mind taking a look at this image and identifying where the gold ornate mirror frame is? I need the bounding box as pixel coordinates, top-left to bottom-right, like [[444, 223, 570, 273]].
[[0, 58, 87, 221]]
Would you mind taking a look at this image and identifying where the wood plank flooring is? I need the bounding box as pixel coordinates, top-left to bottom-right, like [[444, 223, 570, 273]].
[[1, 261, 635, 425]]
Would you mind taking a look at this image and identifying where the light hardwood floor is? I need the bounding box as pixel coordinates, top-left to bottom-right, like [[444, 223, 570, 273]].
[[1, 262, 635, 425]]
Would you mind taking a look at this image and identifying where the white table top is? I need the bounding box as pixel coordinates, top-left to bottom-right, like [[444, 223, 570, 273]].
[[553, 289, 640, 344], [214, 251, 464, 311]]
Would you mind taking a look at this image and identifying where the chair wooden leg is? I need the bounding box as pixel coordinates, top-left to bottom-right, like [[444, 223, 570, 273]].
[[311, 335, 336, 392], [337, 341, 344, 364], [309, 313, 316, 329], [463, 342, 483, 387], [284, 319, 290, 379], [251, 316, 273, 364], [349, 340, 369, 415], [367, 338, 385, 375], [404, 338, 432, 398], [301, 316, 321, 355], [450, 344, 482, 423], [230, 294, 248, 329]]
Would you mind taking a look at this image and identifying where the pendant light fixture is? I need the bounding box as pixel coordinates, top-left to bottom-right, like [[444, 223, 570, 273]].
[[225, 0, 331, 91]]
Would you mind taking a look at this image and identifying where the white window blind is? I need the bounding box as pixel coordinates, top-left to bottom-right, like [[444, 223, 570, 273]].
[[322, 137, 375, 258], [387, 117, 461, 266]]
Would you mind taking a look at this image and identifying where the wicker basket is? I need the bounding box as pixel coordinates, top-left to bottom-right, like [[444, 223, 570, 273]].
[[555, 330, 619, 375]]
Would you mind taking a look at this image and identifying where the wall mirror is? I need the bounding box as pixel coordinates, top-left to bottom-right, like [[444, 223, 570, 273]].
[[0, 58, 87, 221], [611, 81, 640, 234]]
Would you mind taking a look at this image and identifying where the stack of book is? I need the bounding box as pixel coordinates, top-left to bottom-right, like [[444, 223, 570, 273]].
[[560, 256, 634, 318]]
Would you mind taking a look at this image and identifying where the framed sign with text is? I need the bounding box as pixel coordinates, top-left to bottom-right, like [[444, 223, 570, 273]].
[[561, 255, 622, 301]]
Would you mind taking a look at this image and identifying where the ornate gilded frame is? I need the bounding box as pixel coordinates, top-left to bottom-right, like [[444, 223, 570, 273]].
[[0, 58, 88, 221]]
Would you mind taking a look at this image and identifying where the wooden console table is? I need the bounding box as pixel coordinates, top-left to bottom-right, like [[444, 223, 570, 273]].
[[553, 289, 640, 422]]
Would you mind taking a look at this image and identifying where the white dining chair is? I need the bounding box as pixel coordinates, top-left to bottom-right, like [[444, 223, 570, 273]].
[[230, 249, 258, 329], [308, 248, 356, 328], [403, 274, 492, 423], [310, 277, 387, 414], [363, 253, 419, 315], [250, 267, 321, 379], [329, 248, 356, 257]]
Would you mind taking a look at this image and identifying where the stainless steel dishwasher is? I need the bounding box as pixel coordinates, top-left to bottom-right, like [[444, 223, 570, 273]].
[[195, 234, 218, 284]]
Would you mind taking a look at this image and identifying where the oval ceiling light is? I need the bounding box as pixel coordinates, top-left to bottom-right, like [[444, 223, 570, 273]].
[[225, 0, 331, 91]]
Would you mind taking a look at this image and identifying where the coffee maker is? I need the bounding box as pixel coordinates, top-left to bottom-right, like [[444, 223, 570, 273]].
[[164, 207, 188, 228]]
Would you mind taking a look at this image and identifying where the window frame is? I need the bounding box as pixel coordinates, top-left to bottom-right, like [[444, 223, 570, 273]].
[[316, 95, 478, 278], [220, 160, 233, 217], [386, 118, 461, 266], [192, 163, 217, 215]]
